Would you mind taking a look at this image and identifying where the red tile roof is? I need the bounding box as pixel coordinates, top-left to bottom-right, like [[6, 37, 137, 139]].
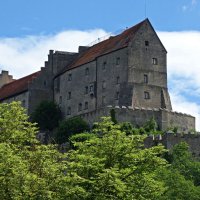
[[64, 19, 146, 72], [0, 71, 41, 100]]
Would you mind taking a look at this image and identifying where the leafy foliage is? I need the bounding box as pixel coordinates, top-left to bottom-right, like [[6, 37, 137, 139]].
[[55, 117, 90, 144], [1, 102, 200, 199], [31, 101, 62, 131], [68, 117, 168, 199]]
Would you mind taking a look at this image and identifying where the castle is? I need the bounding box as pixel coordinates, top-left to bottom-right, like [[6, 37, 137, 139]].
[[0, 19, 195, 132]]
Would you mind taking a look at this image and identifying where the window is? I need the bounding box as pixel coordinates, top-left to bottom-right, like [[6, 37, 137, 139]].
[[145, 41, 149, 46], [102, 61, 106, 70], [115, 92, 119, 100], [144, 74, 148, 84], [55, 77, 60, 92], [59, 96, 62, 104], [102, 81, 106, 90], [144, 91, 150, 99], [68, 74, 72, 81], [116, 57, 120, 65], [67, 92, 71, 100], [102, 96, 106, 105], [116, 76, 120, 84], [89, 85, 94, 92], [85, 86, 89, 94], [85, 102, 88, 110], [78, 103, 82, 111], [152, 58, 158, 65], [85, 68, 89, 75], [44, 80, 47, 86], [67, 107, 71, 115]]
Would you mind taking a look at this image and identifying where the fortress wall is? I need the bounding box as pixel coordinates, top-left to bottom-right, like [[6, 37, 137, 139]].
[[81, 106, 195, 132]]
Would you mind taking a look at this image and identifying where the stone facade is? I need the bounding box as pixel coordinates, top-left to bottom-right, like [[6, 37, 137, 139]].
[[0, 18, 196, 132]]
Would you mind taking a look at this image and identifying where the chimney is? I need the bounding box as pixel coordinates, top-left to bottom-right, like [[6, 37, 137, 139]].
[[0, 70, 15, 88]]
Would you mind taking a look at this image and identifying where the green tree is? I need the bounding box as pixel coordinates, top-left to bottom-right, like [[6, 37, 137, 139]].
[[68, 117, 168, 199], [55, 117, 90, 144], [31, 101, 62, 131], [0, 102, 85, 199]]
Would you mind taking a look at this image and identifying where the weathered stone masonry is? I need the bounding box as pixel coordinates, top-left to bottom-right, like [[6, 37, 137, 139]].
[[0, 18, 195, 132]]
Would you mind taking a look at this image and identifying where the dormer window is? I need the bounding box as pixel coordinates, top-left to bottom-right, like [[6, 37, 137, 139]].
[[152, 58, 158, 65]]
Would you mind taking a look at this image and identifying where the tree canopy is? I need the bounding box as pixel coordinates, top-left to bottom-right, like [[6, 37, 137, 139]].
[[1, 102, 200, 199], [31, 101, 62, 131]]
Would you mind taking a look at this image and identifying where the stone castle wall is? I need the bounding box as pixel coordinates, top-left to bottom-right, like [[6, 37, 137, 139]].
[[80, 106, 195, 132]]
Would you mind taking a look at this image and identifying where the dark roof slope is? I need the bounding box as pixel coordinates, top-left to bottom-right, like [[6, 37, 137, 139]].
[[0, 71, 41, 100], [60, 19, 146, 75]]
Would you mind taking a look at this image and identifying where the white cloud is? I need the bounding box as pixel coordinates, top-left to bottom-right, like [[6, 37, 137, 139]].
[[158, 31, 200, 131], [0, 29, 199, 131], [0, 29, 108, 78]]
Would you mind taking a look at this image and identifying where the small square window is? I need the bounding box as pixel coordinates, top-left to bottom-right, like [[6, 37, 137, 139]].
[[68, 74, 72, 81], [152, 58, 158, 65], [144, 74, 148, 84], [144, 92, 150, 99], [116, 57, 120, 65], [145, 41, 149, 46]]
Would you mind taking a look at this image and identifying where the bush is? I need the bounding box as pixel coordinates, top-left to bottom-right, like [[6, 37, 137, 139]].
[[55, 117, 90, 144]]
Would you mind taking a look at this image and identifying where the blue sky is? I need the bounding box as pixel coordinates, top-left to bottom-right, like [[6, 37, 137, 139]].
[[0, 0, 200, 130]]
